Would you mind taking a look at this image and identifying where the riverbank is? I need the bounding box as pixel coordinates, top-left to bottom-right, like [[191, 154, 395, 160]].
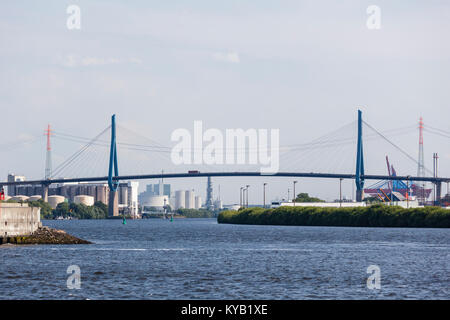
[[218, 205, 450, 228], [0, 226, 92, 245]]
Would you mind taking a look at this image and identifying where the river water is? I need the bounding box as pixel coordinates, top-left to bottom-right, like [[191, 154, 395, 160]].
[[0, 218, 448, 299]]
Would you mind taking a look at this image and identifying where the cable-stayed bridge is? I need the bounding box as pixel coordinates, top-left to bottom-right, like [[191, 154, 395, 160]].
[[1, 110, 449, 215]]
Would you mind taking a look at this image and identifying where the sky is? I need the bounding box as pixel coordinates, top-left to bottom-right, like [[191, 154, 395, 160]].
[[1, 0, 450, 204]]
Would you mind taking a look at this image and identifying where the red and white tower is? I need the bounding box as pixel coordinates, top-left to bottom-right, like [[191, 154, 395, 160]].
[[417, 117, 426, 202], [44, 124, 52, 180]]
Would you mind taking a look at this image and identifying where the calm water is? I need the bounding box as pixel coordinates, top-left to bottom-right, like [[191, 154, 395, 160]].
[[0, 218, 448, 300]]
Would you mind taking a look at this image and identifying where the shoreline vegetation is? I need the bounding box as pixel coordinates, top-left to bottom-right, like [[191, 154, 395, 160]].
[[0, 199, 109, 220], [1, 199, 219, 220], [218, 205, 450, 228]]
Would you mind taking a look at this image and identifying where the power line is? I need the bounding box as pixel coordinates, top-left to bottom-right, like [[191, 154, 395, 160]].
[[363, 120, 433, 175]]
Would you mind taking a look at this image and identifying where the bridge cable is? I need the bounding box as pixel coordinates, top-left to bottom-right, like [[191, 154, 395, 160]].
[[51, 126, 111, 178], [363, 120, 433, 176]]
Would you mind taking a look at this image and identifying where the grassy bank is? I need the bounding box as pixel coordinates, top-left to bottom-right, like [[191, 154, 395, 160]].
[[218, 205, 450, 228], [176, 209, 218, 218]]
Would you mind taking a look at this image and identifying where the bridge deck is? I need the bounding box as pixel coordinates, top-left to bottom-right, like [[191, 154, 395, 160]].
[[1, 172, 448, 186]]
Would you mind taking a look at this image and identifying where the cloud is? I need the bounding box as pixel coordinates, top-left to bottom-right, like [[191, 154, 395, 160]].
[[61, 54, 77, 67], [212, 51, 240, 63], [81, 57, 120, 66], [17, 133, 36, 142], [60, 55, 143, 67]]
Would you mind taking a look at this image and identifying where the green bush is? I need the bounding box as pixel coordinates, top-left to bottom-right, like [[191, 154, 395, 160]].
[[28, 199, 53, 219], [176, 208, 217, 218], [53, 201, 109, 219], [218, 205, 450, 228]]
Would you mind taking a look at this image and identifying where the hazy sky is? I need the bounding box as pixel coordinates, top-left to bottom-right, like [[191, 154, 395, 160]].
[[1, 1, 450, 204]]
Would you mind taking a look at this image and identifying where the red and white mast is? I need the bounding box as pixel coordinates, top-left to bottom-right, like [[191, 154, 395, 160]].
[[44, 124, 52, 180]]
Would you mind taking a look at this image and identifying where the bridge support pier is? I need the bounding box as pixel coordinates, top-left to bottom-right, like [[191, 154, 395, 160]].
[[355, 110, 365, 202], [356, 189, 364, 203], [42, 184, 49, 202], [107, 114, 120, 217], [435, 182, 442, 206], [108, 190, 119, 217]]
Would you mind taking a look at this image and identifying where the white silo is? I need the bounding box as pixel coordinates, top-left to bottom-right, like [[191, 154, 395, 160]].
[[144, 195, 169, 209], [169, 196, 176, 209], [74, 195, 95, 206], [214, 199, 223, 210], [48, 195, 66, 209], [28, 195, 42, 202], [185, 190, 195, 209], [175, 190, 186, 209], [11, 195, 29, 202], [195, 196, 202, 209]]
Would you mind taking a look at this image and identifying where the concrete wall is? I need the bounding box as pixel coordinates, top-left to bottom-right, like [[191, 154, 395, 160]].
[[0, 203, 41, 237]]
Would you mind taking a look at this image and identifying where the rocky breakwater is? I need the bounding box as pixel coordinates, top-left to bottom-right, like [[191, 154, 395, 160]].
[[0, 226, 92, 245]]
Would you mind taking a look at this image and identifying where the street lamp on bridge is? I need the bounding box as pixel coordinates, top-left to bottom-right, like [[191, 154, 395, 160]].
[[293, 181, 298, 206], [240, 187, 244, 208], [246, 185, 250, 208], [263, 183, 267, 208]]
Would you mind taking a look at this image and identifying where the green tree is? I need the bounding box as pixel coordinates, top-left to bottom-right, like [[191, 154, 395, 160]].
[[293, 193, 325, 203], [218, 205, 450, 228], [364, 196, 382, 204], [54, 202, 70, 218], [53, 201, 109, 219], [93, 201, 108, 217], [177, 208, 217, 218], [28, 199, 54, 219]]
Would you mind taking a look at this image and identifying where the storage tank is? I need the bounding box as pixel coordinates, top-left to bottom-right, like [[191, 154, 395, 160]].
[[214, 199, 223, 210], [48, 195, 66, 209], [195, 196, 202, 209], [175, 190, 186, 209], [28, 195, 42, 202], [74, 195, 95, 206], [185, 190, 195, 209], [11, 195, 29, 202], [169, 196, 176, 210], [144, 195, 169, 208]]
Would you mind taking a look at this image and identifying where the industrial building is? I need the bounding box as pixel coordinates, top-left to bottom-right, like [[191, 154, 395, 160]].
[[141, 195, 169, 210], [173, 189, 204, 210], [185, 190, 195, 209], [174, 190, 186, 209], [6, 174, 139, 217], [138, 183, 171, 201], [195, 196, 202, 209], [7, 174, 26, 196], [7, 173, 28, 197], [138, 182, 171, 212]]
